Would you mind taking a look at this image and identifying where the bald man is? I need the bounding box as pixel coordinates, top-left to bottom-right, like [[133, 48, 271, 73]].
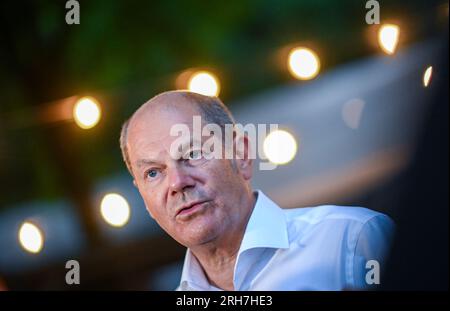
[[120, 90, 395, 291]]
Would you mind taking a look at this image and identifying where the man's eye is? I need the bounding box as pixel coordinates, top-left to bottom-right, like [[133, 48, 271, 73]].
[[188, 150, 202, 160], [146, 169, 158, 179]]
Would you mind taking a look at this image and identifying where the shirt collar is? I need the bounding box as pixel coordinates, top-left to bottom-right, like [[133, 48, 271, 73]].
[[238, 190, 290, 253], [179, 248, 219, 291], [178, 190, 289, 290]]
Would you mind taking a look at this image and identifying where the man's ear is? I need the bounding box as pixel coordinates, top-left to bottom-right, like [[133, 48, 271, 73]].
[[233, 133, 253, 180]]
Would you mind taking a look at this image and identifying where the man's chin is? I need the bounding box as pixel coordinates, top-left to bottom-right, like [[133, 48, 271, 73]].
[[176, 225, 219, 247]]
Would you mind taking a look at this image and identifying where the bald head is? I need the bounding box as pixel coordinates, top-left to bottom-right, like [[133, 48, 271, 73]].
[[130, 91, 200, 124], [120, 91, 235, 175]]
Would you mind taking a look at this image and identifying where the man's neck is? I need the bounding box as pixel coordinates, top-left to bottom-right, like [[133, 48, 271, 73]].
[[190, 191, 257, 291]]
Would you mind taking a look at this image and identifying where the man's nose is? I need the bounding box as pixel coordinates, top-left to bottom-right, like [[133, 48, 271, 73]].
[[167, 165, 195, 195]]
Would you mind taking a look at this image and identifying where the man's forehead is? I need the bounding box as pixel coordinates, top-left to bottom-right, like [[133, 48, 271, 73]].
[[129, 105, 200, 138], [126, 97, 204, 159], [132, 96, 201, 126]]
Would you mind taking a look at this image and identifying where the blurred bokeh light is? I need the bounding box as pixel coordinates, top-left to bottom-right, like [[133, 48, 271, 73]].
[[100, 193, 131, 228], [18, 222, 44, 254], [73, 97, 101, 129], [378, 24, 400, 55], [423, 65, 433, 87], [263, 130, 298, 165], [187, 71, 220, 96], [288, 47, 321, 80]]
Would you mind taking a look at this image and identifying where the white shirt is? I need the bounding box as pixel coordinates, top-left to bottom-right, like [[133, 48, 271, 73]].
[[177, 190, 395, 291]]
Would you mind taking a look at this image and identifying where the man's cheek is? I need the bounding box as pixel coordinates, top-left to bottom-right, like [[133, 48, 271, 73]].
[[145, 205, 155, 219], [143, 199, 159, 219]]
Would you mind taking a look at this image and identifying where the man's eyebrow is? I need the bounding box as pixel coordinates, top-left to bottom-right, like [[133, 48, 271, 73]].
[[135, 139, 203, 167], [136, 159, 163, 168]]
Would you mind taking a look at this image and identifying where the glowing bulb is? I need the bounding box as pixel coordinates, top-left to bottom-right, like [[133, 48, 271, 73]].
[[423, 66, 433, 87], [18, 222, 44, 254], [100, 193, 130, 227], [378, 24, 400, 55], [188, 71, 220, 96], [288, 47, 320, 80], [73, 97, 101, 129], [263, 130, 298, 165]]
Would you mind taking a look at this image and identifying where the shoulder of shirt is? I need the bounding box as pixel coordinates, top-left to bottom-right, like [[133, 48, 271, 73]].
[[281, 205, 393, 245], [282, 204, 390, 226]]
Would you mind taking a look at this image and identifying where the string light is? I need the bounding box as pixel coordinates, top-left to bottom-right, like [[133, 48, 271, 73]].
[[423, 66, 433, 87], [73, 96, 101, 129], [378, 24, 400, 55], [288, 47, 321, 80], [187, 71, 220, 96], [18, 222, 44, 254], [100, 193, 131, 227], [263, 130, 298, 165]]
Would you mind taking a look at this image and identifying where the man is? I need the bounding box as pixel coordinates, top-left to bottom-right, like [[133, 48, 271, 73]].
[[120, 90, 395, 291]]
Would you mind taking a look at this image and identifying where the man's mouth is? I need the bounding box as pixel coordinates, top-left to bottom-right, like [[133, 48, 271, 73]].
[[176, 201, 209, 217]]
